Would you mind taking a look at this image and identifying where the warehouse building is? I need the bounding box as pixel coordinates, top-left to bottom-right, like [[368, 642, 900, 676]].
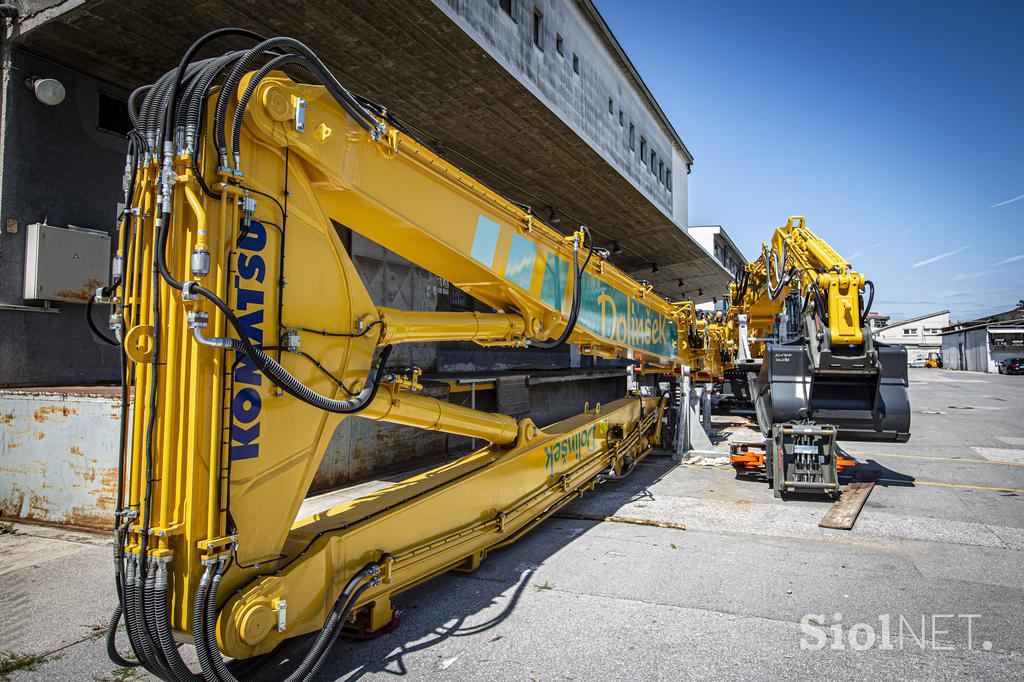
[[940, 308, 1024, 373], [0, 0, 729, 527]]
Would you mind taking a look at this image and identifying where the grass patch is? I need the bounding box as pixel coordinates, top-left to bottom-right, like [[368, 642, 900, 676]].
[[533, 580, 554, 592], [0, 651, 49, 678], [0, 523, 16, 535]]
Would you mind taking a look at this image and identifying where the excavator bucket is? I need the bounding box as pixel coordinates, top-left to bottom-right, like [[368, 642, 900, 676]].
[[753, 341, 911, 443]]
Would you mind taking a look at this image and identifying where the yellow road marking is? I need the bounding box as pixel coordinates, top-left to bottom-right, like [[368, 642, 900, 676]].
[[851, 451, 1024, 467], [878, 479, 1024, 494]]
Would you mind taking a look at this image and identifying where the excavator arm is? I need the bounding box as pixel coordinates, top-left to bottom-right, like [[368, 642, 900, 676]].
[[723, 216, 910, 443], [101, 31, 908, 680], [107, 33, 701, 678]]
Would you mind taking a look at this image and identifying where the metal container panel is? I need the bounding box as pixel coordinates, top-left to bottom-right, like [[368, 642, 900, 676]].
[[0, 388, 125, 530]]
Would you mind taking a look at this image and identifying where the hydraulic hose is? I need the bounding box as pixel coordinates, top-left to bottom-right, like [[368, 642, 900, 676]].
[[161, 28, 269, 158], [86, 295, 119, 346], [860, 279, 874, 320], [230, 53, 316, 163], [193, 320, 392, 414], [215, 36, 376, 166], [530, 227, 592, 349], [199, 561, 380, 682]]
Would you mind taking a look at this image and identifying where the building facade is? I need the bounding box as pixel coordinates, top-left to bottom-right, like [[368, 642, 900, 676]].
[[0, 0, 727, 516], [873, 310, 950, 362], [689, 225, 745, 311], [940, 308, 1024, 373]]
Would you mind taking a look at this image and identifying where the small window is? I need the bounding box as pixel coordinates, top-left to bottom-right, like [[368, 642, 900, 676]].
[[629, 123, 635, 150], [532, 8, 543, 49], [572, 53, 580, 74], [903, 328, 918, 336], [556, 33, 564, 55], [499, 0, 515, 20], [97, 91, 131, 137], [650, 150, 656, 174], [640, 136, 647, 163], [608, 97, 614, 115], [618, 109, 624, 126], [659, 160, 665, 183], [666, 169, 672, 191]]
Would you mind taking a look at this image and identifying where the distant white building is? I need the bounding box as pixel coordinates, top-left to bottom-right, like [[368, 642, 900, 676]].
[[689, 225, 745, 312], [873, 310, 950, 362]]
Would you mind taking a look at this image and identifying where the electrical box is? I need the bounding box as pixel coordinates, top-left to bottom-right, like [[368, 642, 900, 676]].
[[23, 223, 111, 304]]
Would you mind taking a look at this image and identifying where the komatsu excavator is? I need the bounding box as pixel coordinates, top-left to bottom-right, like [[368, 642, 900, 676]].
[[94, 29, 909, 680]]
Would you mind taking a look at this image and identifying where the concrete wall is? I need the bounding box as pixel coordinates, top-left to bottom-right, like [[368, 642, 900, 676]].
[[435, 0, 683, 226], [0, 48, 126, 386]]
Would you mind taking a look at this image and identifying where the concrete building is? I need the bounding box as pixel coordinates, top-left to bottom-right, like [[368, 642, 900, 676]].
[[866, 312, 891, 331], [940, 308, 1024, 373], [0, 0, 728, 388], [873, 310, 950, 362], [0, 0, 728, 526], [688, 225, 745, 311]]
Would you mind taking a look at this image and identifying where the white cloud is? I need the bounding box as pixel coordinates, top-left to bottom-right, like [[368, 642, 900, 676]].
[[953, 269, 1001, 281], [993, 253, 1024, 266], [848, 242, 881, 260], [912, 244, 973, 268], [991, 194, 1024, 208]]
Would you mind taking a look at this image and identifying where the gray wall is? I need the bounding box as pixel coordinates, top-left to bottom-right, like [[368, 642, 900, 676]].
[[0, 48, 127, 386], [436, 0, 683, 226]]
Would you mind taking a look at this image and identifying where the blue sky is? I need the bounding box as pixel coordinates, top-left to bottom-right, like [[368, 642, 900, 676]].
[[598, 0, 1023, 322]]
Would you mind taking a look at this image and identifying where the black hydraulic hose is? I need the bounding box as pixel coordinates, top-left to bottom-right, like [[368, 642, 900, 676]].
[[153, 567, 202, 682], [860, 279, 874, 320], [215, 36, 376, 163], [106, 602, 141, 668], [596, 455, 638, 483], [205, 562, 379, 682], [86, 296, 119, 345], [531, 228, 592, 349], [230, 52, 315, 162], [128, 85, 151, 130], [161, 28, 269, 156], [207, 333, 393, 414], [143, 572, 173, 675], [191, 565, 219, 682], [125, 560, 163, 676]]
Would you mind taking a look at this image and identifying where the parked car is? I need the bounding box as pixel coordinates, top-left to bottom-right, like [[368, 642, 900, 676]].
[[998, 358, 1024, 375], [909, 355, 928, 368]]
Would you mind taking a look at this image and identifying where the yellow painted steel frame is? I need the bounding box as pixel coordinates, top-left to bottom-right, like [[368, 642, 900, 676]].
[[118, 72, 672, 661]]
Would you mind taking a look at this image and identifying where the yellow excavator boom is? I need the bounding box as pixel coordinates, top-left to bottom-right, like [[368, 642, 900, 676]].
[[101, 31, 907, 680]]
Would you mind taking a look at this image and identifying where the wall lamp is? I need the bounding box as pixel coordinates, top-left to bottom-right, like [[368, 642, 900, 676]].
[[25, 77, 66, 106]]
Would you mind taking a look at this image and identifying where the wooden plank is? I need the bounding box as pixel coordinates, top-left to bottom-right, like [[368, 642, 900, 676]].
[[553, 512, 686, 531], [819, 469, 879, 530]]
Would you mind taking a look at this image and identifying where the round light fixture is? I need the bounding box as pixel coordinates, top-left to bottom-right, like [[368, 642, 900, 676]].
[[26, 77, 66, 106]]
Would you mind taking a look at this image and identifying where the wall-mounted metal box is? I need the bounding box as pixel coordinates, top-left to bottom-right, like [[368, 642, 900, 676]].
[[23, 223, 111, 303]]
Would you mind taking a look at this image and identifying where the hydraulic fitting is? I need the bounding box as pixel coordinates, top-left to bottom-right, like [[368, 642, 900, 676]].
[[191, 247, 211, 277], [187, 310, 209, 330], [241, 194, 257, 228]]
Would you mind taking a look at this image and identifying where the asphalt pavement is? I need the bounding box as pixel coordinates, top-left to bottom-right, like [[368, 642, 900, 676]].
[[2, 368, 1021, 680]]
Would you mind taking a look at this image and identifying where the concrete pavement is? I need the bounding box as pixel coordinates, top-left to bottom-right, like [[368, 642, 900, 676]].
[[2, 368, 1022, 680]]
